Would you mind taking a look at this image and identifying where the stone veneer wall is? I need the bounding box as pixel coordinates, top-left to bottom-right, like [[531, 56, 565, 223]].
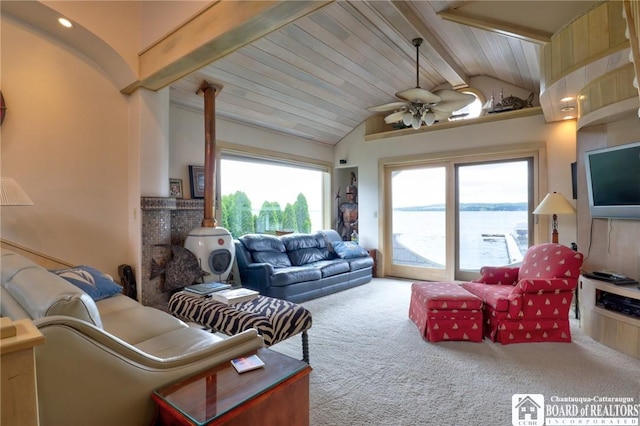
[[140, 197, 204, 308]]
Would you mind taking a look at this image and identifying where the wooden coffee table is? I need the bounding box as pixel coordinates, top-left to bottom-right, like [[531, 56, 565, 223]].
[[152, 348, 311, 425]]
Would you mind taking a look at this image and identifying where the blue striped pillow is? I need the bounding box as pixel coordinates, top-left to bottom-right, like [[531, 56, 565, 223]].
[[53, 266, 122, 301]]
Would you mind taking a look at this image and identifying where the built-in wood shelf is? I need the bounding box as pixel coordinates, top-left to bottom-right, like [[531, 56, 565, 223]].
[[579, 275, 640, 359], [365, 106, 542, 141]]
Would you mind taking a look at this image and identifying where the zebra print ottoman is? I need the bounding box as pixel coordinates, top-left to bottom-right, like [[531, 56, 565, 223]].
[[168, 292, 313, 362]]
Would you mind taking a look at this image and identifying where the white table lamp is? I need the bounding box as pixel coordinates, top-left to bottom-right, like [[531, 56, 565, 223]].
[[533, 192, 575, 244]]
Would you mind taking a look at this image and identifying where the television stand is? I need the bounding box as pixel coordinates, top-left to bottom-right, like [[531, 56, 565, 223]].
[[579, 275, 640, 359]]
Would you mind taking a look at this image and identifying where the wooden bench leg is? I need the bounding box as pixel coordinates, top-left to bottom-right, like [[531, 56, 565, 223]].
[[301, 330, 309, 364]]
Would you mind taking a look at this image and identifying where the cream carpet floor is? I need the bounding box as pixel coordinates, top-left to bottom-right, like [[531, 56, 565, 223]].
[[270, 278, 640, 426]]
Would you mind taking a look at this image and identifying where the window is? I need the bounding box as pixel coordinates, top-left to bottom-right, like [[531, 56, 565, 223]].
[[219, 156, 327, 238], [450, 89, 484, 121], [384, 146, 541, 282]]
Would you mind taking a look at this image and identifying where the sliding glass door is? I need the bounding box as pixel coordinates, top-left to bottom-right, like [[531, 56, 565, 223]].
[[385, 154, 535, 282], [455, 159, 533, 281], [388, 164, 449, 281]]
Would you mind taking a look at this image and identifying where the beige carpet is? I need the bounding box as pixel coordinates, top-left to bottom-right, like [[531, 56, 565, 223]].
[[270, 278, 640, 426]]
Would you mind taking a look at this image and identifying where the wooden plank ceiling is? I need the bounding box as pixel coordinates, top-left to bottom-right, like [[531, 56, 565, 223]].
[[169, 0, 599, 145]]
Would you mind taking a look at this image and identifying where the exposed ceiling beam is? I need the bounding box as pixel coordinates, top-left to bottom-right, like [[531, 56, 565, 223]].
[[123, 0, 332, 94], [438, 9, 551, 45], [366, 0, 469, 89]]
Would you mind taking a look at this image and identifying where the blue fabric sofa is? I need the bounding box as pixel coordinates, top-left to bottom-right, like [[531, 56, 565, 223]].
[[234, 229, 373, 302]]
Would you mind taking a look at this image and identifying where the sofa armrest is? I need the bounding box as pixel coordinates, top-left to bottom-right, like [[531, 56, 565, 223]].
[[473, 266, 519, 285], [511, 278, 578, 295], [238, 263, 274, 294], [33, 316, 264, 426], [2, 252, 102, 326], [506, 278, 578, 318]]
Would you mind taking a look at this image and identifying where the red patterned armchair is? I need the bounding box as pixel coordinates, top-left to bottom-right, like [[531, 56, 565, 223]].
[[461, 243, 584, 344]]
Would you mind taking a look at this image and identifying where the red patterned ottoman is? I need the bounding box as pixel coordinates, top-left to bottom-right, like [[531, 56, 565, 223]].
[[409, 282, 484, 342]]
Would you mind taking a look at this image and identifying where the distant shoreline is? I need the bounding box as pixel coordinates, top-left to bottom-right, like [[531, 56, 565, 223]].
[[395, 202, 527, 212]]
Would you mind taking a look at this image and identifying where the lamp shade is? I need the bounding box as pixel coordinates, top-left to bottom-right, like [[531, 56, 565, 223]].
[[533, 192, 575, 215], [0, 177, 34, 206]]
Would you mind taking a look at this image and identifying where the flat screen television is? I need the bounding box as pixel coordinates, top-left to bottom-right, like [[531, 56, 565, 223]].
[[584, 141, 640, 219]]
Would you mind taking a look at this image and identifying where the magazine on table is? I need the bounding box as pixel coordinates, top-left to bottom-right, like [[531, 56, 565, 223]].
[[184, 282, 231, 295], [230, 354, 265, 373], [210, 287, 259, 304]]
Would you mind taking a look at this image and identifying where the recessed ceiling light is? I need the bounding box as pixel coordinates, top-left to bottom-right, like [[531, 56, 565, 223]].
[[561, 105, 575, 112], [563, 115, 575, 120], [560, 96, 574, 102], [58, 18, 73, 28]]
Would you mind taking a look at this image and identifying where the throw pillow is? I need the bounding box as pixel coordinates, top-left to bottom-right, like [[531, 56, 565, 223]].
[[53, 265, 122, 301], [330, 241, 368, 259]]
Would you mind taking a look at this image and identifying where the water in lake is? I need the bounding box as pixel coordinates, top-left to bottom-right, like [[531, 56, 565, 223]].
[[393, 210, 529, 270]]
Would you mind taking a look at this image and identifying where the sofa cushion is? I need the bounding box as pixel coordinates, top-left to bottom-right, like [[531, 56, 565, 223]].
[[347, 256, 374, 271], [318, 229, 342, 244], [281, 234, 320, 251], [52, 266, 123, 301], [461, 282, 512, 312], [313, 232, 336, 260], [331, 241, 368, 259], [270, 266, 322, 287], [99, 299, 187, 345], [240, 234, 286, 252], [288, 248, 325, 266], [312, 260, 350, 278], [252, 251, 291, 268]]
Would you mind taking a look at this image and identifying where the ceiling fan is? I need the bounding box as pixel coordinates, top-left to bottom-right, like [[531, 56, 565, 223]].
[[367, 38, 475, 130]]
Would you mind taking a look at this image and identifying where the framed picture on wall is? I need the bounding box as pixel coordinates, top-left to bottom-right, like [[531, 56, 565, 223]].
[[169, 178, 183, 198], [189, 165, 205, 199]]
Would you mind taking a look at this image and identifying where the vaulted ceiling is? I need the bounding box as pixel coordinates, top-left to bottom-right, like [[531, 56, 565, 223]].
[[2, 0, 601, 146], [169, 1, 600, 145]]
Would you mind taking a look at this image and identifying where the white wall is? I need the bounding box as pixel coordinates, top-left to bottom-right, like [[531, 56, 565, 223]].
[[169, 106, 334, 192], [1, 14, 131, 278], [335, 114, 578, 250]]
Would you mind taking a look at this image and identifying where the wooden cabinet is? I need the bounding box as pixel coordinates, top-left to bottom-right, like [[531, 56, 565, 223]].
[[1, 319, 45, 426], [152, 348, 311, 425], [579, 276, 640, 358]]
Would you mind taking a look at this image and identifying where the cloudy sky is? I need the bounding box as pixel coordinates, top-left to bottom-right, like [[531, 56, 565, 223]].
[[392, 160, 529, 208]]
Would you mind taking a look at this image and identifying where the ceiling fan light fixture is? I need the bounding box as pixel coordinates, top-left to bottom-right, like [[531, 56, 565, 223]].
[[423, 111, 436, 126], [367, 38, 474, 130], [402, 112, 414, 126], [411, 116, 422, 130]]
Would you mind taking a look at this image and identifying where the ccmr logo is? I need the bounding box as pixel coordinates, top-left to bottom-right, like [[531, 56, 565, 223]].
[[512, 394, 544, 426]]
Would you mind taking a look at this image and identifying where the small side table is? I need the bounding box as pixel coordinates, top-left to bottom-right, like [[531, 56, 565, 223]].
[[1, 318, 45, 426], [152, 348, 312, 426], [367, 249, 378, 277]]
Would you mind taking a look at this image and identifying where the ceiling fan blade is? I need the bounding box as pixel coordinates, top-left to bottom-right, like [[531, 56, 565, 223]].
[[396, 88, 441, 104], [384, 111, 405, 124], [367, 101, 408, 112], [431, 99, 472, 113], [433, 89, 472, 102], [432, 109, 452, 121]]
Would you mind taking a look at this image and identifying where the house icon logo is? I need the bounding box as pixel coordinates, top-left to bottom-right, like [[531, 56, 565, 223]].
[[512, 394, 544, 426]]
